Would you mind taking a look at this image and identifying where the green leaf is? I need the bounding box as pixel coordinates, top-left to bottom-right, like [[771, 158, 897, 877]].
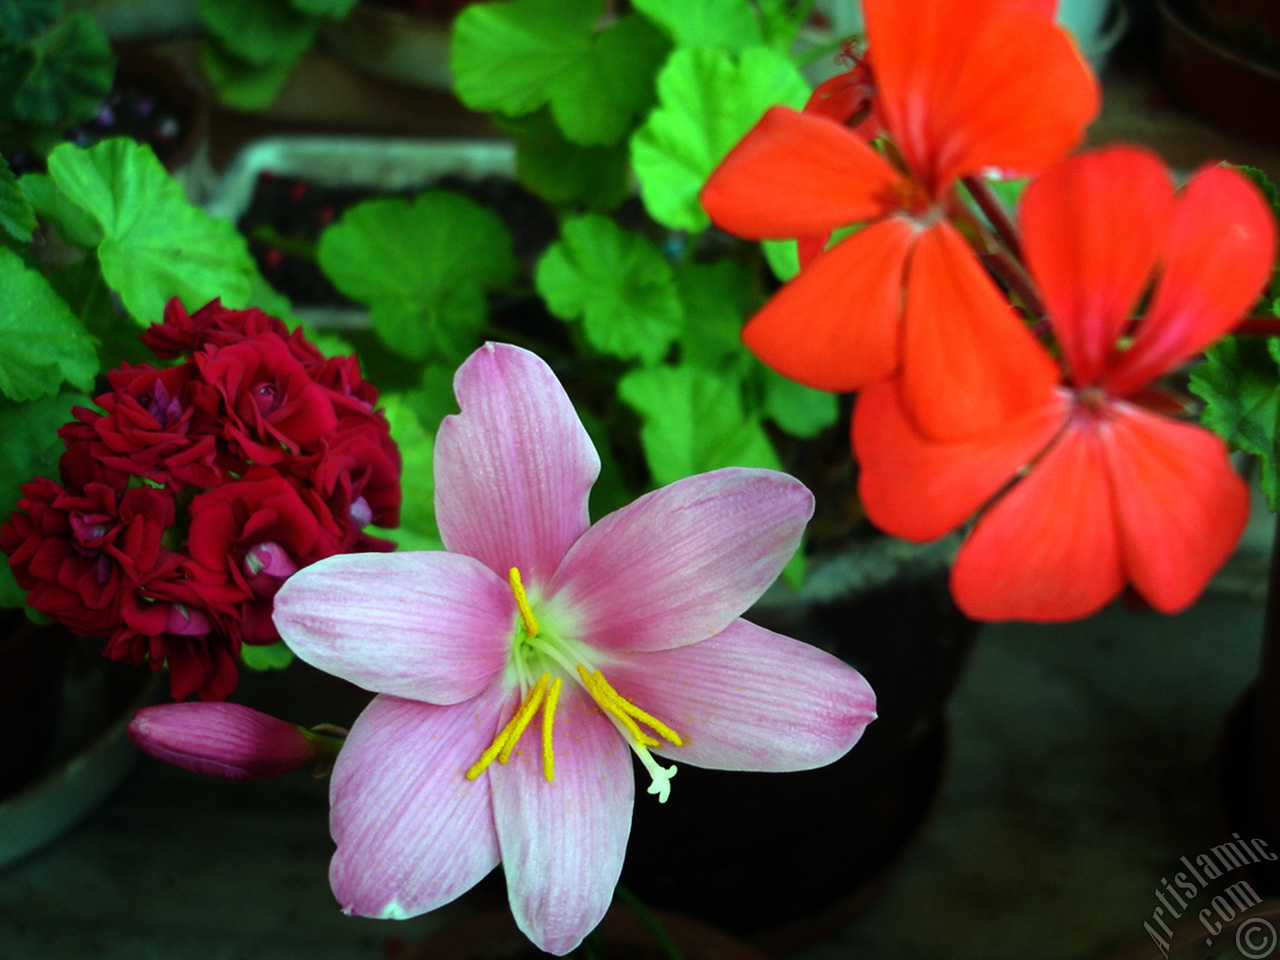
[[498, 109, 631, 210], [241, 641, 294, 671], [618, 363, 780, 485], [0, 245, 96, 401], [378, 392, 438, 542], [762, 238, 798, 282], [630, 0, 763, 51], [453, 0, 669, 147], [674, 258, 749, 369], [199, 38, 298, 110], [631, 46, 810, 232], [1191, 336, 1280, 511], [318, 190, 517, 363], [46, 138, 256, 324], [535, 213, 682, 365], [404, 360, 460, 433], [20, 170, 101, 247], [761, 366, 837, 438], [0, 0, 61, 44], [197, 0, 320, 67], [0, 154, 35, 243], [13, 11, 114, 130], [0, 390, 90, 608], [289, 0, 358, 17]]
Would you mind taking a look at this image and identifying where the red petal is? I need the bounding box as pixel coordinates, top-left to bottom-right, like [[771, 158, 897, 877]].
[[951, 420, 1125, 622], [899, 220, 1058, 439], [1106, 163, 1278, 395], [853, 380, 1067, 542], [700, 106, 902, 239], [1103, 403, 1249, 613], [864, 0, 1097, 194], [742, 217, 914, 391], [1020, 146, 1174, 386]]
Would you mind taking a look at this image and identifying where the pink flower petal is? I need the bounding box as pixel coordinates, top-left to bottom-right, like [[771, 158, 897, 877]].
[[435, 343, 600, 588], [273, 552, 513, 705], [548, 468, 813, 653], [328, 690, 506, 919], [604, 618, 876, 771], [951, 418, 1125, 622], [1103, 403, 1249, 613], [489, 686, 633, 956]]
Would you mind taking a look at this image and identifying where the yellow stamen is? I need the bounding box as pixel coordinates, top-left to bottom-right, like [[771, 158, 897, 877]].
[[466, 673, 550, 779], [508, 567, 539, 638], [542, 677, 561, 782], [578, 665, 683, 747]]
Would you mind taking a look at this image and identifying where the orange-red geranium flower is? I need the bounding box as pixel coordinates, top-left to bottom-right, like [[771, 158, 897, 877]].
[[853, 146, 1276, 622], [700, 0, 1099, 439]]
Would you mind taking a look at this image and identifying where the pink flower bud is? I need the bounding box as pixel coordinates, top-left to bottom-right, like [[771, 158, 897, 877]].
[[128, 702, 319, 780]]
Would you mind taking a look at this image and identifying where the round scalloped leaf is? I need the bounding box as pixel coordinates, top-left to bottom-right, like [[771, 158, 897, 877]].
[[0, 245, 96, 402], [13, 12, 114, 130], [631, 46, 809, 232], [46, 138, 255, 325], [197, 0, 320, 67], [535, 213, 682, 364]]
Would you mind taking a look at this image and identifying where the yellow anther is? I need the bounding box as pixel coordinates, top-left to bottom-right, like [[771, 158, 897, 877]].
[[467, 673, 550, 780], [575, 664, 682, 749], [542, 677, 561, 782], [508, 567, 539, 638]]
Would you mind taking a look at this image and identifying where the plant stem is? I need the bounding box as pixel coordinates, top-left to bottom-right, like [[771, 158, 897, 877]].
[[614, 885, 685, 960], [961, 175, 1023, 264], [979, 251, 1045, 322]]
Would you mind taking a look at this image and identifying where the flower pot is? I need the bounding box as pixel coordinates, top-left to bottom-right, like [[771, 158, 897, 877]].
[[395, 904, 774, 960], [1157, 0, 1280, 149], [0, 620, 156, 867]]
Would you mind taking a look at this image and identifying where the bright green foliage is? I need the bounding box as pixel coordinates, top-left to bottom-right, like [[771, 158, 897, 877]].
[[1192, 336, 1280, 511], [631, 46, 810, 231], [318, 190, 517, 363], [199, 41, 298, 111], [198, 0, 319, 66], [0, 245, 95, 401], [674, 258, 750, 368], [618, 363, 781, 486], [762, 238, 799, 282], [0, 155, 34, 243], [372, 393, 444, 551], [241, 642, 294, 670], [630, 0, 764, 51], [19, 169, 100, 246], [46, 139, 256, 324], [536, 214, 683, 365], [452, 0, 670, 147], [7, 11, 113, 129], [0, 390, 89, 605], [499, 110, 630, 210], [761, 367, 837, 438]]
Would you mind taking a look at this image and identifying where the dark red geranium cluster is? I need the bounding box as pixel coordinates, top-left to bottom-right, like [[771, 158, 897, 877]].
[[0, 298, 402, 701]]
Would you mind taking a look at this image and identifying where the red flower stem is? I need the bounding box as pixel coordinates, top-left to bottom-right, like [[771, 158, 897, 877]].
[[1235, 317, 1280, 337], [962, 175, 1023, 264], [979, 251, 1046, 323]]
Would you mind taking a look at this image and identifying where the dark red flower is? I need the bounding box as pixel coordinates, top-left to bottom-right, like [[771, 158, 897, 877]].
[[196, 333, 339, 465], [143, 298, 323, 368]]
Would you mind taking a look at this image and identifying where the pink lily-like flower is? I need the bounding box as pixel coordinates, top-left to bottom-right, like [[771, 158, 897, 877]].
[[272, 343, 876, 956]]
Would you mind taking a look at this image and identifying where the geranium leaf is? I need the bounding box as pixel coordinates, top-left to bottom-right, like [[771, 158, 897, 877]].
[[0, 154, 35, 243], [761, 366, 838, 438], [631, 46, 810, 232], [630, 0, 764, 51], [289, 0, 359, 17], [317, 190, 517, 363], [618, 363, 780, 485], [0, 391, 89, 606], [46, 139, 255, 325], [199, 39, 298, 110], [674, 258, 749, 369], [1191, 336, 1280, 511], [535, 213, 682, 364], [374, 392, 442, 549], [12, 11, 113, 129], [197, 0, 320, 67], [19, 170, 101, 247], [0, 0, 60, 44], [241, 642, 294, 671], [0, 245, 96, 401], [498, 110, 630, 210], [453, 0, 668, 147]]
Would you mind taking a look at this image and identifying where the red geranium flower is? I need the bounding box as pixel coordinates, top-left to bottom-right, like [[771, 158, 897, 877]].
[[700, 0, 1098, 438], [143, 298, 323, 368], [853, 147, 1276, 621]]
